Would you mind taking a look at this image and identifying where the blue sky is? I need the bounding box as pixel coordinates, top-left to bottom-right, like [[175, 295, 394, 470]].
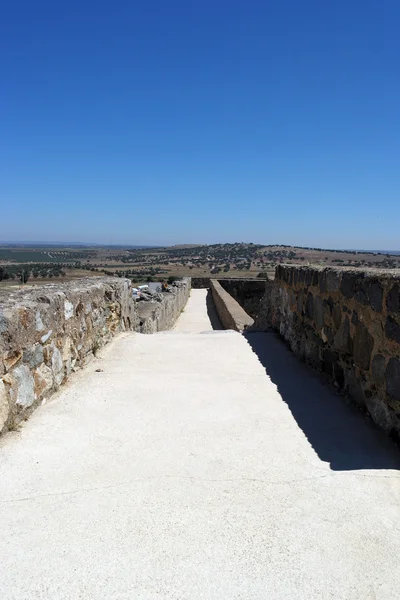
[[1, 1, 399, 249]]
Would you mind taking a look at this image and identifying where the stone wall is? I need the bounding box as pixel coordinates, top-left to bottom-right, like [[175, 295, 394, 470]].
[[210, 280, 254, 332], [136, 279, 191, 333], [192, 277, 266, 320], [0, 277, 190, 434], [257, 266, 400, 441], [191, 277, 211, 289], [218, 279, 266, 320]]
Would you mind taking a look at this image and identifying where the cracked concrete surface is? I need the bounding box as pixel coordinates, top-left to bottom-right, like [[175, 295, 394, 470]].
[[0, 290, 399, 599]]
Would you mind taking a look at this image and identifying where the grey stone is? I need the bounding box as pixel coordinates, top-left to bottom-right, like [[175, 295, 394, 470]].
[[305, 293, 314, 319], [356, 281, 383, 312], [41, 330, 52, 343], [12, 365, 35, 408], [386, 358, 400, 402], [51, 347, 64, 386], [333, 316, 352, 354], [64, 300, 74, 320], [0, 379, 10, 430], [365, 397, 394, 433], [340, 272, 356, 298], [322, 350, 337, 377], [386, 284, 400, 313], [325, 270, 340, 292], [35, 311, 45, 332], [23, 343, 44, 368], [347, 369, 366, 407], [332, 304, 341, 329], [314, 296, 324, 329], [385, 316, 400, 344], [353, 321, 374, 370], [371, 354, 386, 387], [351, 311, 359, 326], [319, 272, 327, 293]]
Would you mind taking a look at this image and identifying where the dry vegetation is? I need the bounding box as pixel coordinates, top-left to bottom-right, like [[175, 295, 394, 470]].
[[0, 243, 399, 287]]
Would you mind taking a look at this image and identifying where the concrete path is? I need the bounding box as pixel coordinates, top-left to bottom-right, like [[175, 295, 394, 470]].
[[0, 291, 399, 599], [173, 288, 222, 332]]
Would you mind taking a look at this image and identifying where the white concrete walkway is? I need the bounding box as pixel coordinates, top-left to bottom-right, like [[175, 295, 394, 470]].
[[0, 291, 399, 599], [173, 288, 222, 332]]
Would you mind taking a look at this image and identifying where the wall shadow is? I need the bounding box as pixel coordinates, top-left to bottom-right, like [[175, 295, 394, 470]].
[[206, 289, 223, 330], [244, 331, 400, 471]]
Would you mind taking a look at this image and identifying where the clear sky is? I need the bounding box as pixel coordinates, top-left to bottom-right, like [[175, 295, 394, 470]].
[[1, 1, 399, 249]]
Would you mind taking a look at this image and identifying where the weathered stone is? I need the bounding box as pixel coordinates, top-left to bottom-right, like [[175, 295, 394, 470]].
[[63, 337, 74, 362], [319, 272, 327, 293], [64, 300, 74, 320], [386, 284, 399, 313], [325, 270, 340, 292], [12, 365, 35, 408], [333, 316, 352, 354], [385, 316, 400, 344], [371, 354, 386, 387], [333, 362, 345, 388], [305, 271, 313, 287], [51, 347, 64, 386], [305, 293, 314, 319], [332, 304, 341, 330], [347, 368, 366, 407], [356, 280, 383, 312], [351, 310, 359, 326], [35, 311, 45, 332], [41, 330, 52, 344], [0, 379, 10, 430], [34, 364, 53, 397], [322, 350, 337, 377], [23, 343, 44, 368], [314, 296, 324, 329], [4, 350, 22, 370], [386, 358, 400, 402], [365, 397, 395, 433], [353, 321, 374, 370], [340, 272, 356, 299]]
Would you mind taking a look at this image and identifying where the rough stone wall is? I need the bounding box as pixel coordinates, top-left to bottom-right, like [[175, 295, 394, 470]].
[[210, 280, 254, 332], [191, 277, 211, 289], [0, 277, 190, 434], [218, 279, 266, 320], [137, 279, 191, 333], [192, 277, 266, 320], [258, 266, 400, 441]]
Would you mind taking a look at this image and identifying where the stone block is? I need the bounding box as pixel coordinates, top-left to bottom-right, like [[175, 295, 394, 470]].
[[11, 365, 35, 408], [385, 316, 400, 344], [353, 321, 374, 370], [371, 354, 386, 387], [305, 293, 314, 319], [386, 358, 400, 402], [325, 270, 340, 292], [333, 316, 352, 354], [355, 280, 383, 312], [23, 344, 44, 368], [0, 379, 10, 430], [314, 296, 324, 329], [340, 272, 356, 299], [34, 364, 53, 397], [386, 283, 400, 313]]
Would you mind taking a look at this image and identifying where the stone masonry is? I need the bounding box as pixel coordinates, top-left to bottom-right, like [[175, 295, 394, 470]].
[[0, 277, 190, 434], [257, 266, 400, 441]]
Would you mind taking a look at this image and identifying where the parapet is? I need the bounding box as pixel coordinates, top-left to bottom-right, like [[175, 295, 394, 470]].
[[0, 277, 190, 434]]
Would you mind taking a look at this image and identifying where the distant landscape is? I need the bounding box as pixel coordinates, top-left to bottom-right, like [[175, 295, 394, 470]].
[[0, 242, 399, 289]]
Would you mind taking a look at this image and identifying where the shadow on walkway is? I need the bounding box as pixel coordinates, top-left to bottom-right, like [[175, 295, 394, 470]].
[[244, 331, 400, 471], [206, 289, 223, 330]]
